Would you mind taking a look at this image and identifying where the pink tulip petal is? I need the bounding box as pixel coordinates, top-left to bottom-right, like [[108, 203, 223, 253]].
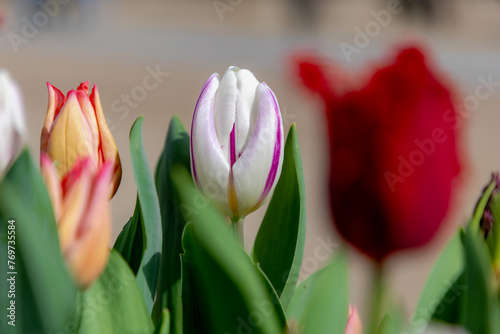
[[64, 161, 112, 287], [77, 81, 89, 96], [40, 154, 63, 222], [64, 205, 110, 287], [57, 158, 92, 254], [345, 306, 363, 334], [90, 84, 121, 198], [76, 89, 99, 162], [77, 162, 112, 238], [41, 82, 65, 153]]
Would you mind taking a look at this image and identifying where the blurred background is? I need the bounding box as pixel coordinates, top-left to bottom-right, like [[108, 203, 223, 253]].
[[1, 0, 500, 326]]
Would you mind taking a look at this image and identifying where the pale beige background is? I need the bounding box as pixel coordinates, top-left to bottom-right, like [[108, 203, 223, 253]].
[[1, 0, 500, 326]]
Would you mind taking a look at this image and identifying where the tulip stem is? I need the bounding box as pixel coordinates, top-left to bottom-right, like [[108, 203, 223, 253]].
[[231, 217, 244, 246], [368, 263, 384, 334]]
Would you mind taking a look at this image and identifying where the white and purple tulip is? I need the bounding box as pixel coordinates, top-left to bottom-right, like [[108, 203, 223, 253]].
[[190, 66, 284, 220], [0, 70, 26, 176]]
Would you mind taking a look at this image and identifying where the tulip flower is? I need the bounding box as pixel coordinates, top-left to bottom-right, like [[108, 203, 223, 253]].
[[41, 81, 121, 197], [190, 66, 284, 220], [0, 69, 26, 176], [296, 47, 460, 261], [41, 155, 112, 287], [345, 306, 363, 334]]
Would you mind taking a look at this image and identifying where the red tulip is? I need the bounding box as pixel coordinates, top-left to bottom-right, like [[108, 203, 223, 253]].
[[296, 47, 460, 261]]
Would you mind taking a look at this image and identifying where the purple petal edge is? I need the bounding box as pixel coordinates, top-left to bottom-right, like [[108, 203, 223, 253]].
[[190, 73, 218, 186], [230, 123, 237, 168], [259, 84, 282, 202]]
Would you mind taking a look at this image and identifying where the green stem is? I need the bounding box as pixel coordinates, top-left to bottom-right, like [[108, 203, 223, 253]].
[[368, 263, 384, 334], [231, 217, 244, 247]]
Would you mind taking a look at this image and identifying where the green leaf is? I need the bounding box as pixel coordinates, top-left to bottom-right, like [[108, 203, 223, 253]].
[[412, 181, 500, 332], [114, 197, 143, 275], [252, 124, 306, 308], [410, 231, 464, 331], [377, 313, 404, 334], [461, 225, 500, 334], [430, 271, 466, 324], [173, 166, 282, 334], [286, 254, 348, 334], [255, 264, 287, 331], [127, 116, 162, 314], [153, 116, 191, 333], [180, 240, 208, 334], [432, 272, 467, 324], [77, 250, 154, 333], [0, 150, 77, 334], [153, 309, 171, 334]]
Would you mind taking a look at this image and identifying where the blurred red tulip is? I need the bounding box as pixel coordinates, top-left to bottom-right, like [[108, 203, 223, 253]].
[[296, 47, 461, 261]]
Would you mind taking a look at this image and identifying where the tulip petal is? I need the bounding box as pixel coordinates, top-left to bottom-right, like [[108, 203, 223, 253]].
[[58, 159, 92, 253], [41, 82, 65, 153], [77, 81, 89, 96], [232, 83, 284, 216], [77, 162, 112, 238], [295, 48, 460, 260], [228, 123, 239, 215], [65, 205, 110, 287], [75, 89, 100, 165], [345, 306, 362, 334], [0, 70, 26, 173], [90, 85, 122, 198], [76, 89, 98, 144], [40, 154, 63, 221], [213, 68, 237, 162], [191, 73, 232, 215], [234, 68, 260, 155], [47, 91, 95, 177], [65, 162, 112, 287]]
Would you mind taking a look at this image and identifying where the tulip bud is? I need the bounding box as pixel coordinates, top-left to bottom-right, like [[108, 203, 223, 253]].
[[476, 173, 500, 280], [41, 81, 121, 197], [0, 70, 26, 176], [41, 155, 112, 287], [190, 67, 284, 220], [345, 306, 363, 334]]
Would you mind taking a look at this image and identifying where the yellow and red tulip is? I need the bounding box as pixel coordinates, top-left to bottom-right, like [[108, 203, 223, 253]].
[[41, 155, 112, 287], [41, 81, 121, 197]]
